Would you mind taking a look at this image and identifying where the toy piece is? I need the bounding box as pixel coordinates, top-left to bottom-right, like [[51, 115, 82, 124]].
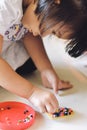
[[0, 101, 35, 130], [47, 107, 73, 119]]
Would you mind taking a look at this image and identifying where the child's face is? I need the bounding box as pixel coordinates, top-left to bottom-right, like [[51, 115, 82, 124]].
[[22, 1, 74, 40], [27, 18, 74, 39], [23, 14, 74, 40], [41, 23, 74, 40]]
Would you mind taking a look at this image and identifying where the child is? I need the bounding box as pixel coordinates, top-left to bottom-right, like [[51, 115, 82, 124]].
[[0, 0, 87, 113]]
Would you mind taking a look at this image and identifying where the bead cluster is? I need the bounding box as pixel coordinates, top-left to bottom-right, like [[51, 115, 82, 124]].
[[52, 107, 73, 118], [17, 110, 33, 125], [0, 107, 33, 125]]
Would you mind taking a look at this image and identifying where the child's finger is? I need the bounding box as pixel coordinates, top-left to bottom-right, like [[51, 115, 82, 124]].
[[58, 80, 73, 90], [45, 98, 59, 113], [45, 103, 55, 113], [39, 105, 47, 113], [52, 82, 59, 94]]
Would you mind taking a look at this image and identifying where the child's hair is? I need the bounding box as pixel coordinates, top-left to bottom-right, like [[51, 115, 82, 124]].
[[35, 0, 87, 57]]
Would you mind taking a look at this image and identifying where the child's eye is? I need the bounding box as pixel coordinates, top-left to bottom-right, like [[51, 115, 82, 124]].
[[52, 31, 56, 35]]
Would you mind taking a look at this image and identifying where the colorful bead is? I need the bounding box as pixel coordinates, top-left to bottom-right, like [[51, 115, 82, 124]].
[[7, 106, 11, 110], [30, 114, 33, 118], [53, 112, 60, 117], [0, 108, 4, 111], [18, 120, 22, 123], [24, 110, 29, 114], [52, 107, 73, 118]]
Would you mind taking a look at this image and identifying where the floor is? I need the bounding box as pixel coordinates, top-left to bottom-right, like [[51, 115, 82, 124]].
[[0, 36, 87, 130]]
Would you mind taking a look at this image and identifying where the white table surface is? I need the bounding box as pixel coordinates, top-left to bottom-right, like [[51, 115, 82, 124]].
[[0, 36, 87, 130]]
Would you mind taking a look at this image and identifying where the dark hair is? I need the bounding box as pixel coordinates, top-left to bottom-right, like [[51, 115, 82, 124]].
[[66, 19, 87, 57], [35, 0, 87, 57]]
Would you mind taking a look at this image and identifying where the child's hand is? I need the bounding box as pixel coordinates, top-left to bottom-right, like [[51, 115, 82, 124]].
[[41, 69, 73, 93], [28, 87, 59, 113]]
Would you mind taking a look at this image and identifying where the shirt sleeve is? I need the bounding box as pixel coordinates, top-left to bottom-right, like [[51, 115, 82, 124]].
[[0, 0, 23, 36], [0, 0, 10, 35]]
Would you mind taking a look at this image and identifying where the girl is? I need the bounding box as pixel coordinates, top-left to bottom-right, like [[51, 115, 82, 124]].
[[0, 0, 87, 113]]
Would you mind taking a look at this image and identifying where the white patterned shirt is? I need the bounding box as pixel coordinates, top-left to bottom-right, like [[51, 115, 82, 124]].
[[0, 0, 28, 41]]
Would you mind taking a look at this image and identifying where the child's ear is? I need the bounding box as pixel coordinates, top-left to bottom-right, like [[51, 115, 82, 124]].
[[54, 0, 61, 4]]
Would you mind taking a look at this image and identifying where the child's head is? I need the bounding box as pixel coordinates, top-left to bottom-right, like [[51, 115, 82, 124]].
[[34, 0, 87, 57]]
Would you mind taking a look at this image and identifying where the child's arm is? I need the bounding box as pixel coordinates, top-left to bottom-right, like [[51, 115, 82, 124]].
[[23, 33, 73, 93], [23, 33, 53, 72], [0, 35, 58, 113], [0, 35, 34, 98], [0, 58, 59, 113]]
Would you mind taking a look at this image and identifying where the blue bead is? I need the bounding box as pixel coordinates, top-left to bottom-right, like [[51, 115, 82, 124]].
[[53, 112, 60, 117]]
